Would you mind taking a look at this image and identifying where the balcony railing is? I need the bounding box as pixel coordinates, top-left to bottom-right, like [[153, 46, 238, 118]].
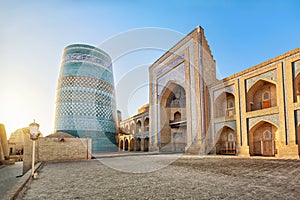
[[226, 107, 235, 117], [169, 118, 187, 128], [214, 107, 236, 118], [216, 141, 236, 155], [249, 98, 277, 112], [169, 118, 187, 124]]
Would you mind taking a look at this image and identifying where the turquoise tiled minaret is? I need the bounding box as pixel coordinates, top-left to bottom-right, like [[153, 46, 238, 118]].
[[54, 44, 117, 153]]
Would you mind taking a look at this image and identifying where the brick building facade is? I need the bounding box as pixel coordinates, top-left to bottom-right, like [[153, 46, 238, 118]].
[[120, 26, 300, 158]]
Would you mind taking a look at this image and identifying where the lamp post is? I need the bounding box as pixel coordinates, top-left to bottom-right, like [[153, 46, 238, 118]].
[[29, 119, 40, 178]]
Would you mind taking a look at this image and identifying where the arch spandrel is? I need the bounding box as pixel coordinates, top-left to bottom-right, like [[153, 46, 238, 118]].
[[213, 85, 235, 102], [245, 69, 278, 92], [214, 121, 236, 134], [248, 114, 280, 131]]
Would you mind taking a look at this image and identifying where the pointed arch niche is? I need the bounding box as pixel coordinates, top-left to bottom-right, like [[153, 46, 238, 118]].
[[247, 79, 277, 112], [159, 82, 186, 152], [249, 121, 277, 156]]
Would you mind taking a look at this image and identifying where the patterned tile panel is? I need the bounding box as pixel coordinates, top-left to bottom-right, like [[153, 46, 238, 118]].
[[54, 44, 117, 153]]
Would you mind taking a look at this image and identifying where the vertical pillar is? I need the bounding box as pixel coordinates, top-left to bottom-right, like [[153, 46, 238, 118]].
[[238, 78, 250, 157], [141, 117, 145, 136], [123, 139, 125, 151], [134, 138, 137, 151], [234, 80, 242, 155], [280, 59, 299, 158], [31, 140, 36, 177], [141, 138, 145, 151], [128, 138, 131, 151], [185, 50, 192, 149]]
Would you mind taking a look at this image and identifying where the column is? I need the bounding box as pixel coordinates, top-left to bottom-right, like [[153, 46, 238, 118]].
[[141, 138, 145, 151], [238, 78, 250, 157]]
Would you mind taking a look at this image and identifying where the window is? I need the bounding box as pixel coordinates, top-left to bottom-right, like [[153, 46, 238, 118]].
[[174, 111, 181, 121], [228, 101, 234, 108], [262, 91, 270, 101], [228, 133, 234, 141], [263, 130, 272, 140]]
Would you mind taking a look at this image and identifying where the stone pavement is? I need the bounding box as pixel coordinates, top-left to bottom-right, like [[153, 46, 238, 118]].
[[0, 162, 22, 198], [19, 155, 300, 199]]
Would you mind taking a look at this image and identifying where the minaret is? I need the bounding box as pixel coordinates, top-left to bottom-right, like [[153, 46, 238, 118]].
[[54, 44, 117, 153]]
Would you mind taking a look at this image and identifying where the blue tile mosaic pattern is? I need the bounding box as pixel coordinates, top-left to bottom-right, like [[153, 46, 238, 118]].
[[54, 44, 117, 153]]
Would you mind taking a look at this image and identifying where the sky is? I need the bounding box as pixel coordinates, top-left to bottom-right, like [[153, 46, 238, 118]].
[[0, 0, 300, 138]]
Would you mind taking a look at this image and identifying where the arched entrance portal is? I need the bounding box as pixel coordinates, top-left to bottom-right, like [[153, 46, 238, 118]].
[[124, 139, 129, 151], [119, 140, 124, 151], [159, 83, 187, 152], [214, 92, 235, 118], [249, 121, 277, 156], [130, 138, 135, 151], [216, 126, 236, 155], [247, 79, 277, 112]]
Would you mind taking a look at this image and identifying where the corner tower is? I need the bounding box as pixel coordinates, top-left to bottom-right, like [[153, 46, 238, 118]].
[[54, 44, 117, 153]]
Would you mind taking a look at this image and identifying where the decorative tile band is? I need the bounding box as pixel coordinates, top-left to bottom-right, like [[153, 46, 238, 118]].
[[157, 54, 184, 76]]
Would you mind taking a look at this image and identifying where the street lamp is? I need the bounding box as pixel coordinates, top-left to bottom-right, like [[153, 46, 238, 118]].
[[29, 119, 40, 178]]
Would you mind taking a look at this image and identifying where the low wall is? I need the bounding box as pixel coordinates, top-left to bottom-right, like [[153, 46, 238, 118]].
[[23, 137, 92, 174]]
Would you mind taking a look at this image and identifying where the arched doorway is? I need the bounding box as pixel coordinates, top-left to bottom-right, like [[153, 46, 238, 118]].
[[119, 139, 124, 151], [215, 126, 236, 155], [130, 138, 134, 151], [249, 121, 277, 156], [144, 137, 149, 151], [124, 139, 129, 151], [247, 79, 277, 112], [136, 138, 141, 151], [159, 83, 186, 152]]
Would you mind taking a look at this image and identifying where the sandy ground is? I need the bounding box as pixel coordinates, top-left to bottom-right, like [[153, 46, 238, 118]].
[[19, 155, 300, 199]]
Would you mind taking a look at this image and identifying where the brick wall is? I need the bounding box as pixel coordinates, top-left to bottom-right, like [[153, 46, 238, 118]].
[[23, 137, 91, 174]]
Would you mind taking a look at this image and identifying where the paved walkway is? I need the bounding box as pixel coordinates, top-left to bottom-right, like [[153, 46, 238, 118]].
[[0, 162, 23, 197], [19, 155, 300, 199]]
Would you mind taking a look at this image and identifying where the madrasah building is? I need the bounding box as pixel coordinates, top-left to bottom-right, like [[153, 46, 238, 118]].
[[119, 26, 300, 159]]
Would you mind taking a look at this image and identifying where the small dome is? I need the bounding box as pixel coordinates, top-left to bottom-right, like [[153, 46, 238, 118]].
[[137, 103, 149, 114]]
